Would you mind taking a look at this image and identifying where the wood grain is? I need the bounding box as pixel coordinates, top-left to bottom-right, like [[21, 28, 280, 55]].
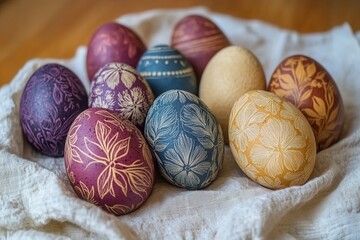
[[0, 0, 359, 86]]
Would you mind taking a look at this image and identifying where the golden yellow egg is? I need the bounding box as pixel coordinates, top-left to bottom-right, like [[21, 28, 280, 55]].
[[199, 46, 266, 143], [229, 90, 317, 189]]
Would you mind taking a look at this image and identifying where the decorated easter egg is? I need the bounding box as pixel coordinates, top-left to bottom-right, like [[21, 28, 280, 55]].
[[199, 46, 266, 143], [89, 63, 154, 131], [229, 90, 316, 189], [137, 44, 198, 97], [86, 22, 146, 81], [64, 108, 155, 215], [171, 15, 230, 80], [19, 63, 87, 157], [268, 55, 345, 151], [144, 90, 224, 189]]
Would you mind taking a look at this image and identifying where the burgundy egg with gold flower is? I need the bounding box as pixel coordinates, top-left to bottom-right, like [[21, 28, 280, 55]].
[[268, 55, 345, 151], [64, 108, 155, 215]]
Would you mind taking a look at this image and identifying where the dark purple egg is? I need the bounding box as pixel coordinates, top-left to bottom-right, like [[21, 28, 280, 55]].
[[89, 63, 154, 131], [64, 108, 155, 215], [19, 63, 88, 157], [86, 22, 147, 81]]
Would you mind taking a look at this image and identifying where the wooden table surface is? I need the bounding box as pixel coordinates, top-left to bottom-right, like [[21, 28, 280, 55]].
[[0, 0, 359, 87]]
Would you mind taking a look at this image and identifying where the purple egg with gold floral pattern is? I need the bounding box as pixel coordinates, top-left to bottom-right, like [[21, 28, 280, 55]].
[[89, 63, 154, 131], [86, 22, 146, 81], [19, 63, 88, 157], [64, 108, 155, 215]]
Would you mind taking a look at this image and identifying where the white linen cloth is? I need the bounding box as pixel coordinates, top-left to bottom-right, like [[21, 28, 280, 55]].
[[1, 7, 360, 240]]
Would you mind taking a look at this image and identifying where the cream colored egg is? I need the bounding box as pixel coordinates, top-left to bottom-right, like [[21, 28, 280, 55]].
[[229, 90, 317, 189], [199, 46, 266, 143]]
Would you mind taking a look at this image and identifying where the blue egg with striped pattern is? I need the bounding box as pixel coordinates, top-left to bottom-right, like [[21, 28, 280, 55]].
[[137, 45, 198, 98], [144, 90, 224, 189]]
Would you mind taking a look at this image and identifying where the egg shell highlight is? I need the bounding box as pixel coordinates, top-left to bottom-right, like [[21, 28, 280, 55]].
[[171, 15, 230, 80], [229, 90, 317, 189], [86, 22, 146, 81], [199, 46, 266, 144], [144, 90, 224, 190], [20, 63, 88, 157], [89, 63, 154, 131], [268, 55, 345, 151], [64, 108, 155, 215], [137, 44, 198, 97]]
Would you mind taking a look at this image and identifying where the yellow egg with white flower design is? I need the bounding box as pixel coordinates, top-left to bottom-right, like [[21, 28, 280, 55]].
[[228, 90, 316, 189]]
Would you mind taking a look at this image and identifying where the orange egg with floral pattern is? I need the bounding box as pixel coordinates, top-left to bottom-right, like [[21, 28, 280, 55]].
[[229, 90, 316, 189], [268, 55, 345, 151], [64, 108, 155, 215]]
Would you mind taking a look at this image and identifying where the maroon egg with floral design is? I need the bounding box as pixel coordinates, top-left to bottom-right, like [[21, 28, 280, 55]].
[[86, 22, 146, 81], [64, 108, 155, 215], [268, 55, 345, 151], [19, 63, 88, 157], [89, 63, 154, 131]]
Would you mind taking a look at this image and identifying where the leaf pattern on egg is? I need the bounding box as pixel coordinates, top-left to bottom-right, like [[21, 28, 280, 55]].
[[181, 103, 218, 149], [64, 108, 155, 215], [66, 111, 153, 202], [144, 90, 223, 189], [20, 64, 87, 156], [105, 203, 134, 216], [74, 181, 98, 205], [269, 56, 344, 150]]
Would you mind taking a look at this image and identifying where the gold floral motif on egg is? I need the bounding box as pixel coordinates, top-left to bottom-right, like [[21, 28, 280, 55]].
[[229, 91, 316, 189], [74, 181, 98, 205], [105, 203, 134, 215], [66, 109, 153, 201], [269, 56, 344, 150]]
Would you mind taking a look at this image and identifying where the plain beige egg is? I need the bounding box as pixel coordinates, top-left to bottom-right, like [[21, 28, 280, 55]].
[[199, 46, 266, 143]]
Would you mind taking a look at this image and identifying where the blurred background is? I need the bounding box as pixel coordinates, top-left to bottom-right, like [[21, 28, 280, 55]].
[[0, 0, 359, 86]]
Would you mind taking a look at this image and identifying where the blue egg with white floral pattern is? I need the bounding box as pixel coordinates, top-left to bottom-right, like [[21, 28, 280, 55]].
[[144, 90, 224, 189], [137, 45, 198, 98]]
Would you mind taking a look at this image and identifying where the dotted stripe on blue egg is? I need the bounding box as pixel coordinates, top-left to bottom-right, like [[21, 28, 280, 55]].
[[139, 59, 183, 66], [140, 55, 183, 60], [139, 67, 194, 77]]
